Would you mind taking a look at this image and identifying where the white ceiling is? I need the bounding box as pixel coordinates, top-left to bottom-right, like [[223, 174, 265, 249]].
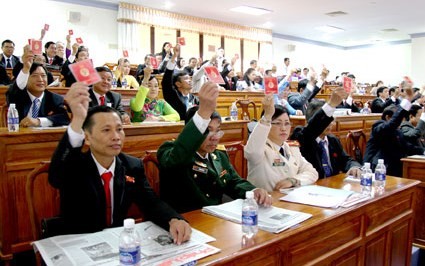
[[100, 0, 425, 47]]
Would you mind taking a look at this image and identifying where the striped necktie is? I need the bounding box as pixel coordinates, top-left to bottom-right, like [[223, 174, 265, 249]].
[[6, 58, 12, 68], [32, 98, 40, 118], [319, 140, 333, 177]]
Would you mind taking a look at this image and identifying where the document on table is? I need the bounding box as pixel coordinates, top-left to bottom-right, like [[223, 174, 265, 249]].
[[407, 155, 425, 160], [32, 221, 219, 266], [280, 185, 355, 208], [202, 199, 312, 233]]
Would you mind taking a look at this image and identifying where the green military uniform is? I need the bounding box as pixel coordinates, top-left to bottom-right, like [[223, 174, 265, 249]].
[[157, 119, 256, 213]]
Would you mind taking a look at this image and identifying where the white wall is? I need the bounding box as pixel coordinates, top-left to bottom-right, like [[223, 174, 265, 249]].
[[411, 37, 425, 87], [2, 0, 118, 66]]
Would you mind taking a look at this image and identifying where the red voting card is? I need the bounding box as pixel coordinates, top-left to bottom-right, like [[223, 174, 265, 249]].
[[30, 39, 42, 55], [76, 37, 83, 44], [343, 76, 352, 93], [123, 50, 129, 57], [69, 29, 74, 35], [264, 77, 278, 94], [177, 37, 186, 46], [150, 56, 159, 69], [69, 59, 101, 85], [44, 24, 49, 31], [204, 66, 225, 84]]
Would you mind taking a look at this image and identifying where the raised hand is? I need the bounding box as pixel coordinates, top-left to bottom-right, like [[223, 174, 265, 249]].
[[328, 87, 347, 107], [262, 94, 275, 120], [197, 81, 219, 119]]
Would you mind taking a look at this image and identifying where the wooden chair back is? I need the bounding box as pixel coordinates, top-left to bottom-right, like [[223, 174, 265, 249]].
[[346, 130, 367, 164], [224, 142, 247, 179], [26, 161, 60, 241], [236, 99, 257, 121], [0, 103, 7, 127], [143, 150, 160, 196]]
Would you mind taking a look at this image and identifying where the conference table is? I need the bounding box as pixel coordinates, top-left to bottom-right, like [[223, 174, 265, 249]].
[[186, 174, 419, 265]]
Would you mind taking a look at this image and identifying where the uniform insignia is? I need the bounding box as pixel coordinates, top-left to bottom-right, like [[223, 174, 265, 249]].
[[211, 153, 217, 160], [125, 175, 135, 183], [195, 161, 207, 168], [216, 144, 226, 151], [286, 140, 300, 147], [272, 159, 285, 167], [219, 169, 227, 177], [192, 165, 208, 174]]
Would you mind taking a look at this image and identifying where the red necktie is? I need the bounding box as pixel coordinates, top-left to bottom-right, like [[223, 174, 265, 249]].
[[101, 171, 113, 226], [49, 58, 53, 65], [99, 96, 105, 106]]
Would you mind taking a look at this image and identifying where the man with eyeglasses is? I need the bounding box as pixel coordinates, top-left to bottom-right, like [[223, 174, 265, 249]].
[[157, 82, 272, 213], [1, 39, 19, 69]]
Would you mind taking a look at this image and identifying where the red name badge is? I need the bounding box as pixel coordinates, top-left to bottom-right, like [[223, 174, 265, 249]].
[[177, 37, 186, 46], [69, 59, 101, 85], [204, 66, 225, 84], [44, 24, 49, 31], [76, 37, 83, 44], [150, 56, 159, 69], [123, 50, 129, 57], [69, 29, 74, 35], [31, 39, 43, 55], [264, 77, 278, 94], [343, 76, 352, 93]]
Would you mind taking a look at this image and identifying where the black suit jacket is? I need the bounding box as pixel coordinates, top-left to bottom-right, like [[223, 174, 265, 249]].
[[61, 59, 76, 87], [162, 67, 199, 121], [0, 54, 20, 68], [220, 66, 237, 91], [0, 65, 11, 85], [336, 100, 360, 113], [49, 132, 183, 234], [43, 53, 64, 67], [289, 109, 360, 179], [371, 97, 398, 113], [6, 83, 69, 126], [88, 89, 128, 117], [364, 106, 423, 177]]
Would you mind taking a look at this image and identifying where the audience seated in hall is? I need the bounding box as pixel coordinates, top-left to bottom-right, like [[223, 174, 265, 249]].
[[191, 54, 219, 93], [114, 58, 139, 89], [43, 41, 64, 67], [130, 65, 179, 122], [14, 54, 54, 86], [161, 44, 199, 121], [370, 86, 399, 113], [287, 69, 322, 114], [236, 67, 262, 92], [1, 39, 20, 69], [336, 91, 360, 113], [88, 66, 131, 124], [6, 47, 69, 127], [220, 59, 238, 91], [48, 86, 191, 243], [364, 87, 423, 177], [157, 82, 272, 213], [400, 104, 425, 151], [134, 54, 159, 83], [183, 57, 198, 76], [273, 81, 303, 116], [244, 95, 318, 192], [61, 44, 89, 87]]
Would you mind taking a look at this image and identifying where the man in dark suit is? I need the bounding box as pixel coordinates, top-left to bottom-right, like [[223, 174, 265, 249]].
[[157, 82, 271, 213], [0, 65, 11, 85], [162, 44, 199, 121], [370, 86, 399, 113], [1, 39, 20, 68], [88, 66, 130, 124], [336, 92, 360, 113], [291, 98, 362, 179], [6, 51, 69, 127], [43, 41, 64, 67], [220, 62, 238, 91], [61, 44, 89, 87], [49, 85, 191, 244], [364, 87, 423, 177], [287, 71, 322, 114]]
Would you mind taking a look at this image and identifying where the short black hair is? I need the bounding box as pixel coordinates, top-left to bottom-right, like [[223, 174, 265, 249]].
[[172, 71, 188, 87], [83, 105, 122, 133], [76, 46, 88, 59], [347, 74, 355, 79], [407, 105, 422, 121], [388, 87, 396, 96], [284, 58, 290, 62], [305, 99, 326, 121], [261, 104, 289, 121], [297, 79, 308, 92], [44, 41, 55, 50], [95, 66, 112, 75], [185, 106, 221, 125], [2, 39, 15, 47], [381, 104, 397, 120], [29, 62, 48, 75], [250, 60, 257, 65], [376, 86, 388, 97]]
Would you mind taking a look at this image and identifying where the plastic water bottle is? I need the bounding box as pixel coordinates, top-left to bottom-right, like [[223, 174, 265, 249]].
[[119, 218, 141, 266], [242, 191, 258, 238], [230, 102, 238, 121], [122, 77, 128, 89], [375, 159, 386, 192], [112, 76, 117, 89], [361, 162, 373, 195], [360, 103, 371, 114], [7, 103, 19, 132]]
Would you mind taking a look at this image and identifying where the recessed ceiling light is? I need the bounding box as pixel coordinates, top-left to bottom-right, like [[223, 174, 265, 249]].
[[315, 25, 345, 34], [230, 6, 272, 16]]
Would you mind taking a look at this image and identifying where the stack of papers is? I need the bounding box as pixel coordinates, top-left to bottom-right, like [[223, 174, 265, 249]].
[[280, 185, 370, 208], [33, 221, 219, 266], [202, 199, 312, 233], [344, 175, 375, 183]]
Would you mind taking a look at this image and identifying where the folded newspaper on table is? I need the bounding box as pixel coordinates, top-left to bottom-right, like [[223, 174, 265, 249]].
[[32, 221, 219, 266], [280, 185, 370, 208], [202, 199, 312, 233]]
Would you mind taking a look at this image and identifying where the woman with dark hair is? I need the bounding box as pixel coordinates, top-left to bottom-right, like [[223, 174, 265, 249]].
[[160, 42, 172, 61], [244, 94, 318, 191], [236, 68, 262, 91], [130, 66, 179, 122]]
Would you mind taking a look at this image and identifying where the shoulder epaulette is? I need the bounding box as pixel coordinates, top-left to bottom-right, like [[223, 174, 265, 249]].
[[286, 140, 300, 147], [216, 144, 226, 151]]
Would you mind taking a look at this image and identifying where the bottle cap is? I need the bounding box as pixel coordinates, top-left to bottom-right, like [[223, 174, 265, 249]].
[[245, 191, 254, 199], [378, 159, 384, 164], [123, 218, 135, 228], [9, 103, 15, 108], [364, 162, 370, 168]]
